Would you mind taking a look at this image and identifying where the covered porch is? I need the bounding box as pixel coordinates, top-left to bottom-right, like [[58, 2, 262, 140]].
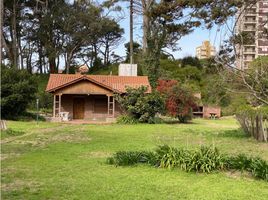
[[53, 94, 120, 122]]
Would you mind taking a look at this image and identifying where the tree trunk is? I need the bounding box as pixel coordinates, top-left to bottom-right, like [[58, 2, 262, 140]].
[[11, 0, 18, 68], [49, 57, 56, 73], [0, 0, 3, 65], [38, 44, 43, 74], [66, 54, 72, 74], [142, 0, 153, 54]]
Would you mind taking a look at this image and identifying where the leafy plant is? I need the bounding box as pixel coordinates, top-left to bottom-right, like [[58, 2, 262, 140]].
[[250, 158, 268, 181], [116, 86, 164, 123], [107, 145, 268, 181], [116, 115, 139, 124], [1, 65, 38, 119], [107, 151, 157, 166], [157, 82, 197, 123]]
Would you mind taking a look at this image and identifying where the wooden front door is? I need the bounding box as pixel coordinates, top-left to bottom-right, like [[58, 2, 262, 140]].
[[73, 98, 85, 119]]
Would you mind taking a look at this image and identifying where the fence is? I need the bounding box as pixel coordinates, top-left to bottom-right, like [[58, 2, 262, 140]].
[[236, 107, 268, 142]]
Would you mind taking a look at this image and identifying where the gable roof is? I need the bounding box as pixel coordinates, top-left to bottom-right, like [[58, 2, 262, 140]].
[[46, 74, 151, 93]]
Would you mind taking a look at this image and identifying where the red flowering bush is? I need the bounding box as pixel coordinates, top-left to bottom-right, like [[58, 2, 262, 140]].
[[157, 80, 197, 123]]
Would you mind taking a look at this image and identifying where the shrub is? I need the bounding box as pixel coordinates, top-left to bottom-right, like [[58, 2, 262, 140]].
[[227, 154, 252, 171], [107, 145, 268, 181], [107, 151, 157, 166], [250, 158, 268, 181], [1, 65, 38, 119], [116, 86, 164, 123], [186, 146, 226, 173], [157, 145, 225, 172], [227, 154, 268, 181], [157, 81, 197, 123], [116, 115, 139, 124]]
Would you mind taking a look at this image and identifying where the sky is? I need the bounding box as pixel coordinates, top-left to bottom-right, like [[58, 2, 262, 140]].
[[111, 2, 234, 60]]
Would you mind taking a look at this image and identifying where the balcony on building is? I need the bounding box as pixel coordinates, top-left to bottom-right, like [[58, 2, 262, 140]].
[[244, 47, 256, 54], [243, 24, 256, 31], [244, 16, 256, 24]]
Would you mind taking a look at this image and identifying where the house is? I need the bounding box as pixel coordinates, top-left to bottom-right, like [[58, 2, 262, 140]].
[[46, 74, 151, 121]]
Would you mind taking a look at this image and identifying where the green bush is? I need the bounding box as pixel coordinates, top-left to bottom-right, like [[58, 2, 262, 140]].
[[107, 151, 157, 166], [107, 145, 268, 181], [116, 115, 139, 124], [116, 86, 164, 123], [157, 145, 225, 172], [250, 158, 268, 181], [1, 65, 38, 119], [227, 154, 252, 171], [227, 154, 268, 181]]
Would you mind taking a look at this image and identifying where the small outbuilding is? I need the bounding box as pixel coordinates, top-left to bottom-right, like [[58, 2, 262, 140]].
[[46, 74, 151, 122]]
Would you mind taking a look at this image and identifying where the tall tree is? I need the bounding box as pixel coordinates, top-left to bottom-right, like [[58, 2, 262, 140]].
[[135, 0, 245, 87]]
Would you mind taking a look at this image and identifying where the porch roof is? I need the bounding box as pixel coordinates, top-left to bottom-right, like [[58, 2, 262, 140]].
[[46, 74, 151, 93]]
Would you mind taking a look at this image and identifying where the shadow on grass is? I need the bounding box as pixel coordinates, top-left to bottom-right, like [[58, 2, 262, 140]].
[[217, 129, 249, 139], [163, 119, 197, 125]]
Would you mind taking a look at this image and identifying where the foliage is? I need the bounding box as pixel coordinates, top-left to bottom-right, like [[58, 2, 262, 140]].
[[157, 82, 197, 123], [220, 56, 268, 106], [2, 0, 123, 73], [1, 65, 38, 119], [141, 0, 239, 87], [116, 86, 165, 123], [124, 41, 141, 63], [227, 154, 268, 181], [107, 145, 268, 181], [157, 145, 226, 173], [181, 56, 201, 68], [116, 115, 139, 124], [107, 151, 158, 166], [201, 74, 231, 107]]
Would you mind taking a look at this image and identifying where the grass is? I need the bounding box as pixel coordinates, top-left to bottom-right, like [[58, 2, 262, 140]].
[[1, 117, 268, 199]]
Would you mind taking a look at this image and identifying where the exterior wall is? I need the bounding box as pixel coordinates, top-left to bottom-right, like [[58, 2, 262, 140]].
[[203, 106, 221, 118], [60, 94, 122, 120]]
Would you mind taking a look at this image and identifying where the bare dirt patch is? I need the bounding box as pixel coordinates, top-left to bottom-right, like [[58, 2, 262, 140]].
[[51, 133, 91, 143], [225, 170, 253, 180], [10, 133, 91, 148]]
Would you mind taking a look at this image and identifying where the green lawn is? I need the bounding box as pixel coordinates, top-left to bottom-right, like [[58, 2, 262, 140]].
[[1, 117, 268, 200]]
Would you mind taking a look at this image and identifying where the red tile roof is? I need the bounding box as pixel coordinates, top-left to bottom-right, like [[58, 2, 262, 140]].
[[46, 74, 151, 93]]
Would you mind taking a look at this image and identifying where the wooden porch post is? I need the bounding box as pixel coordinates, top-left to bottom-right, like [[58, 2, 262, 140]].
[[107, 94, 115, 117], [107, 95, 110, 116], [112, 96, 115, 118], [53, 95, 56, 117], [59, 94, 62, 114]]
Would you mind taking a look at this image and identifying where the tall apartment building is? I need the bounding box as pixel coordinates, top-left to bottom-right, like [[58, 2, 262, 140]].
[[236, 0, 268, 70], [196, 41, 216, 59]]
